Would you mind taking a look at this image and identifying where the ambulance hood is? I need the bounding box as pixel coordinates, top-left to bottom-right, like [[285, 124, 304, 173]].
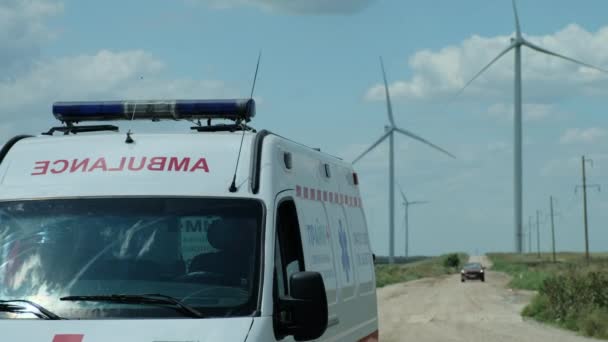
[[0, 133, 255, 200], [0, 317, 253, 342]]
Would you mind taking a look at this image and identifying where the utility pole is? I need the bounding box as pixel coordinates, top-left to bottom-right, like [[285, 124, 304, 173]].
[[575, 156, 601, 264], [528, 215, 533, 254], [388, 127, 395, 264], [404, 204, 408, 259], [549, 196, 557, 263], [536, 210, 541, 259]]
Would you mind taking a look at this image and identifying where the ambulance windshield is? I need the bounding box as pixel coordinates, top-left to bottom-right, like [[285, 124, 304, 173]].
[[0, 197, 263, 319]]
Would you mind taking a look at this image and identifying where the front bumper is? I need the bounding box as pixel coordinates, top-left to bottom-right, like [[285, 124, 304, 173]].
[[462, 271, 484, 279]]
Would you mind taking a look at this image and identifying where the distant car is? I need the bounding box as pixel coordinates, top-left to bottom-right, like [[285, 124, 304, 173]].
[[461, 262, 485, 282]]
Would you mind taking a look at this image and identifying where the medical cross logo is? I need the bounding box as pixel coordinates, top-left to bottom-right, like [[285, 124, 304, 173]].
[[338, 220, 351, 282]]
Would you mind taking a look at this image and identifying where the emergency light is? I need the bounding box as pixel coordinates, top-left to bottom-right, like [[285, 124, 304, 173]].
[[52, 99, 255, 123]]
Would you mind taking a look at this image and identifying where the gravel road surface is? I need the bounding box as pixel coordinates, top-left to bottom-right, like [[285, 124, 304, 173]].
[[377, 255, 599, 342]]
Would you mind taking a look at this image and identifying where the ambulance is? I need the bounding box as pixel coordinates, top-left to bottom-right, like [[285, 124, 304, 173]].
[[0, 99, 379, 342]]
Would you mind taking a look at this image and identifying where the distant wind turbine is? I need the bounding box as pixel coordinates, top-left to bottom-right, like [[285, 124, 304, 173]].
[[354, 57, 455, 264], [458, 0, 608, 253], [398, 184, 428, 259]]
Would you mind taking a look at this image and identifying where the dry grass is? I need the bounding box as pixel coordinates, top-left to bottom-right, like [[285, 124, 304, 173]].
[[375, 253, 467, 288], [489, 252, 608, 340]]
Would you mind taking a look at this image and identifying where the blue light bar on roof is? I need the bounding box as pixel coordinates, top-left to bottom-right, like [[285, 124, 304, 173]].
[[52, 99, 255, 123]]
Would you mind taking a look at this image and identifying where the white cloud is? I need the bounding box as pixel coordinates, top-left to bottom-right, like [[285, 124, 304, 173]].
[[560, 128, 607, 144], [0, 0, 63, 73], [365, 24, 608, 102], [0, 50, 163, 109], [189, 0, 374, 14], [0, 49, 234, 134]]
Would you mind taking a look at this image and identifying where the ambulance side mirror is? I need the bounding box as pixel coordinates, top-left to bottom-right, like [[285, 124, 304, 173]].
[[282, 271, 328, 341]]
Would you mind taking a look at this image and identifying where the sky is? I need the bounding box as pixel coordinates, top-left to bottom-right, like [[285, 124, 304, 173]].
[[1, 0, 607, 256]]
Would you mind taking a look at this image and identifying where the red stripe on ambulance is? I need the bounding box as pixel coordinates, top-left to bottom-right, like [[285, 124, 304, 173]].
[[295, 185, 361, 208], [358, 330, 379, 342], [52, 335, 84, 342], [31, 157, 209, 175]]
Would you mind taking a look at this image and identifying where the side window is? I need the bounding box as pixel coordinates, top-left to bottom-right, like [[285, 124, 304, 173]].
[[275, 200, 305, 297]]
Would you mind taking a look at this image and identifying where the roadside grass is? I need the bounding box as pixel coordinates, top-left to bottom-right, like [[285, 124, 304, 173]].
[[489, 252, 608, 290], [488, 252, 608, 340], [375, 253, 467, 288]]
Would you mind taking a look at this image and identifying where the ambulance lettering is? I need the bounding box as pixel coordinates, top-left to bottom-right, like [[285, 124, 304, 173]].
[[51, 160, 69, 174], [31, 157, 209, 175], [70, 158, 90, 172]]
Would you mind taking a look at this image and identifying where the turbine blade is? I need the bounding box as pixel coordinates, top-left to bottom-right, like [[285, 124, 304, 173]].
[[352, 130, 391, 164], [455, 43, 514, 97], [394, 127, 456, 159], [380, 56, 395, 127], [409, 201, 429, 205], [397, 183, 407, 203], [523, 40, 608, 74], [512, 0, 522, 38]]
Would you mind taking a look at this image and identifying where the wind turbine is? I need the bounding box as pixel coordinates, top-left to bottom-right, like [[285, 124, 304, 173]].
[[458, 0, 608, 253], [353, 57, 455, 264], [398, 184, 428, 259]]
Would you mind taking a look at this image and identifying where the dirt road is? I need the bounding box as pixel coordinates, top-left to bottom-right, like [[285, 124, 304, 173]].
[[377, 255, 598, 342]]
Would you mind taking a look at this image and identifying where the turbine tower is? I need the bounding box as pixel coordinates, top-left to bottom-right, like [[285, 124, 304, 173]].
[[458, 0, 608, 253], [398, 184, 428, 259], [354, 57, 455, 264]]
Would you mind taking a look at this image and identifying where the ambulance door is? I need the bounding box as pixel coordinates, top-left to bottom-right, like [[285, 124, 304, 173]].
[[272, 194, 303, 342], [272, 188, 338, 341], [292, 188, 339, 337]]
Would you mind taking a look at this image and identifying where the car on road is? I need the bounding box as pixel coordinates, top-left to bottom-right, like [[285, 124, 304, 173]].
[[461, 262, 485, 282]]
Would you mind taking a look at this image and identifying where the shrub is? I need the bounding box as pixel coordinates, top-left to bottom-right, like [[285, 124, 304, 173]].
[[522, 293, 550, 320], [577, 308, 608, 339], [524, 271, 608, 339], [443, 253, 460, 268]]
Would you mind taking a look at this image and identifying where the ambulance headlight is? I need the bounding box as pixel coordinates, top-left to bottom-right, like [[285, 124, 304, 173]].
[[52, 99, 255, 123]]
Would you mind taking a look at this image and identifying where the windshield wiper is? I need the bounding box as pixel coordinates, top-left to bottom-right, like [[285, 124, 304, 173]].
[[60, 294, 205, 318], [0, 300, 65, 320]]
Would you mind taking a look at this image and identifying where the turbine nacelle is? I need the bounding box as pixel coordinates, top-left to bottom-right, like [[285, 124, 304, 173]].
[[510, 36, 524, 45]]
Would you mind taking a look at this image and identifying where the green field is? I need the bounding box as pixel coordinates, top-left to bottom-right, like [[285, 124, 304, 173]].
[[375, 253, 467, 288], [488, 252, 608, 339]]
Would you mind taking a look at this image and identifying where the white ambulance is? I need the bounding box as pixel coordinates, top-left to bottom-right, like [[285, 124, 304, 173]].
[[0, 99, 378, 342]]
